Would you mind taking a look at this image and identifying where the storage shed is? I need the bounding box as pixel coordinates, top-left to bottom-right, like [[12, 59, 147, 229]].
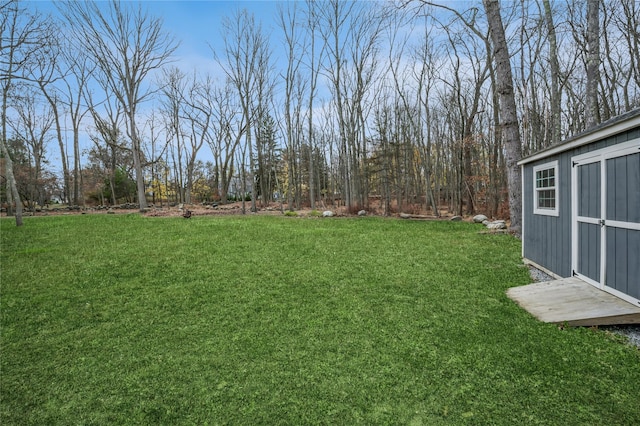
[[518, 108, 640, 309]]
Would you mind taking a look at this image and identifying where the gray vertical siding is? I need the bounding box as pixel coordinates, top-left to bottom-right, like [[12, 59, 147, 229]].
[[578, 222, 601, 282], [606, 229, 640, 300], [605, 151, 640, 300], [523, 147, 574, 277], [523, 127, 640, 278], [578, 162, 600, 218], [606, 153, 640, 223]]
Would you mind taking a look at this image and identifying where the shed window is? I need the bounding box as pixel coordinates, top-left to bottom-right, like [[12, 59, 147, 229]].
[[533, 161, 559, 216]]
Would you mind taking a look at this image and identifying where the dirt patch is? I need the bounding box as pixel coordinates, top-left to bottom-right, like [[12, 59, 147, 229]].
[[4, 200, 506, 223]]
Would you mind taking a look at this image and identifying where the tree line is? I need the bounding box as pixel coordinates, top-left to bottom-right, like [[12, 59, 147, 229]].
[[2, 0, 638, 227]]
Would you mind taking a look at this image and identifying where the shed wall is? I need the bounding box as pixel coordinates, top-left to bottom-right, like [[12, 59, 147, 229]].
[[522, 127, 640, 277]]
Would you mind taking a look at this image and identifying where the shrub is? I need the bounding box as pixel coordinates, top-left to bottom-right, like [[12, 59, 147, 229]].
[[227, 193, 252, 202]]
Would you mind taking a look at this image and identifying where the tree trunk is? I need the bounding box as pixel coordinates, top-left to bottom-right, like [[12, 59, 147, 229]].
[[73, 126, 81, 205], [542, 0, 561, 145], [483, 0, 522, 235], [586, 0, 600, 128], [0, 137, 23, 226], [109, 144, 117, 205], [307, 8, 318, 210], [128, 112, 148, 209], [40, 89, 71, 204]]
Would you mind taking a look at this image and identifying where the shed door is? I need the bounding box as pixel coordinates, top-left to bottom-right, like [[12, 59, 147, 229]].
[[572, 140, 640, 307]]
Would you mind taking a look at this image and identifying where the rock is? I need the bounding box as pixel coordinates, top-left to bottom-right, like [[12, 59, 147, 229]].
[[178, 203, 184, 210], [473, 214, 488, 223], [358, 210, 366, 216], [482, 220, 490, 225], [450, 215, 462, 221], [486, 220, 507, 230], [399, 213, 411, 219], [322, 210, 334, 217], [107, 208, 115, 215]]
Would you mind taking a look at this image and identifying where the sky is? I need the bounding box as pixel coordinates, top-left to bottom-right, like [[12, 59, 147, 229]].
[[143, 0, 282, 71], [21, 0, 457, 172], [26, 0, 304, 169], [31, 0, 302, 82]]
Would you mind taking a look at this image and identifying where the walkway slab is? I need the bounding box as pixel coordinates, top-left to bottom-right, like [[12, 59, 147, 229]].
[[507, 277, 640, 326]]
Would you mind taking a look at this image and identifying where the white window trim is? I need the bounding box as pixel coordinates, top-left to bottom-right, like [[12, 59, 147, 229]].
[[533, 160, 559, 217]]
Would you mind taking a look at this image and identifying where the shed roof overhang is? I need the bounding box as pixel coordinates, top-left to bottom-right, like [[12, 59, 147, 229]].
[[518, 108, 640, 166]]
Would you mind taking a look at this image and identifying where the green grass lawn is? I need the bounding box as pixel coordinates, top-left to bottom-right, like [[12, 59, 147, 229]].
[[1, 214, 639, 425]]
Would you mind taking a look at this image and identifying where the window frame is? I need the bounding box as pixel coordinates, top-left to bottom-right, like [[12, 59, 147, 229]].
[[533, 160, 559, 217]]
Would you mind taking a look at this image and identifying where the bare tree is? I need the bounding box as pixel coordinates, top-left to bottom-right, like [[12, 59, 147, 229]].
[[585, 0, 600, 127], [371, 85, 395, 216], [24, 20, 91, 208], [412, 3, 493, 215], [610, 0, 640, 111], [158, 67, 188, 203], [209, 81, 243, 204], [483, 0, 522, 235], [318, 0, 356, 210], [387, 11, 440, 215], [1, 0, 51, 225], [58, 39, 94, 206], [304, 0, 324, 210], [217, 9, 271, 212], [252, 35, 277, 208], [182, 73, 213, 204], [59, 0, 178, 210], [142, 110, 169, 206], [278, 2, 304, 210], [85, 75, 126, 207], [23, 18, 71, 205], [617, 0, 640, 105], [412, 22, 442, 216], [9, 85, 55, 208], [28, 17, 94, 207], [542, 0, 561, 145], [318, 0, 382, 212]]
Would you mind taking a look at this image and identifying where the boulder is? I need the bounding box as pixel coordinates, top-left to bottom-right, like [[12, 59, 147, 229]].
[[358, 210, 367, 216], [399, 212, 411, 219], [486, 220, 507, 230], [450, 215, 463, 221], [473, 214, 488, 223], [322, 210, 334, 217]]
